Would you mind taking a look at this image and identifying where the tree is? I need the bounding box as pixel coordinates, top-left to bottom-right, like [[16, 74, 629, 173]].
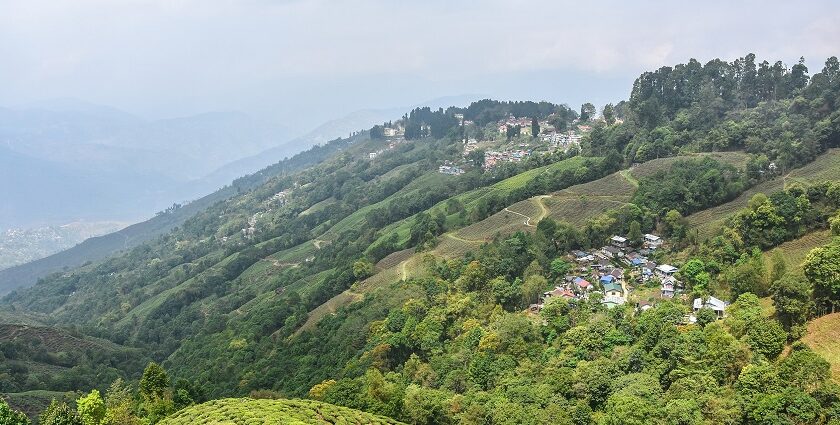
[[580, 103, 596, 122], [103, 379, 140, 425], [465, 149, 485, 168], [521, 274, 547, 306], [778, 345, 831, 392], [804, 240, 840, 313], [549, 258, 571, 280], [40, 400, 81, 425], [768, 249, 788, 284], [353, 259, 374, 280], [602, 104, 616, 125], [0, 399, 29, 425], [829, 212, 840, 236], [77, 390, 105, 425], [663, 209, 687, 240], [402, 384, 452, 425], [771, 273, 813, 332], [744, 318, 787, 360], [680, 259, 710, 293], [695, 307, 717, 327], [491, 277, 522, 311], [627, 221, 642, 247], [139, 362, 170, 401], [531, 117, 540, 138]]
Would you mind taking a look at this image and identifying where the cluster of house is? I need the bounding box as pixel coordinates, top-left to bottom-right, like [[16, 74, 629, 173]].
[[529, 231, 731, 322], [484, 149, 531, 168], [438, 162, 465, 175], [539, 131, 582, 151], [382, 124, 405, 138], [453, 113, 474, 127], [530, 233, 703, 313], [242, 211, 266, 239], [497, 116, 540, 136]]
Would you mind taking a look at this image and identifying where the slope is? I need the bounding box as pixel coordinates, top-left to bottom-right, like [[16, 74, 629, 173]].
[[0, 133, 362, 295], [299, 152, 750, 332], [687, 148, 840, 240], [801, 313, 840, 380]]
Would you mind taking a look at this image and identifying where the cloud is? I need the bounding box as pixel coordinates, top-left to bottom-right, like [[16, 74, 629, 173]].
[[0, 0, 837, 128]]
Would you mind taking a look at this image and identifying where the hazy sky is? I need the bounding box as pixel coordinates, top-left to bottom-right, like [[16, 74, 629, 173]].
[[1, 0, 839, 132]]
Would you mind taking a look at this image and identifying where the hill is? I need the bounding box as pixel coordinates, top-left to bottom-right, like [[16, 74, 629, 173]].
[[687, 148, 840, 241], [3, 54, 840, 424], [0, 133, 362, 295], [159, 398, 404, 425], [0, 323, 148, 403]]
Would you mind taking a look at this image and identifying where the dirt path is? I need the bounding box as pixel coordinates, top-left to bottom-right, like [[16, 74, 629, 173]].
[[619, 169, 639, 187], [534, 195, 550, 222], [504, 207, 535, 227], [400, 259, 409, 280]]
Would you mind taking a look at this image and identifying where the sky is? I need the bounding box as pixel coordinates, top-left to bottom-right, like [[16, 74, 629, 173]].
[[1, 0, 839, 133]]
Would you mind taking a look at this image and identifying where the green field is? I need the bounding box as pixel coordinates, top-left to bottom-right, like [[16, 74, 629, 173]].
[[160, 398, 404, 425]]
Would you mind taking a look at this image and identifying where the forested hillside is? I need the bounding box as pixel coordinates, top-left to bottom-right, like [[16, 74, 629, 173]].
[[2, 53, 840, 424]]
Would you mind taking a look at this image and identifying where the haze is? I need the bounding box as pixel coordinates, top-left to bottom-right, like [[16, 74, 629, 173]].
[[2, 0, 838, 130]]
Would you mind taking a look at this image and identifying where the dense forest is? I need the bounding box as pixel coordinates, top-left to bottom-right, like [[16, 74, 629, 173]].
[[1, 53, 840, 424]]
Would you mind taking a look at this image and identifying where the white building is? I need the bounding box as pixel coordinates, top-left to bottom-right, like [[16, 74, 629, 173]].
[[655, 264, 678, 278], [693, 296, 728, 318]]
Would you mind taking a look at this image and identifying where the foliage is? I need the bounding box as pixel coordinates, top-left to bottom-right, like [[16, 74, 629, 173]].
[[0, 399, 30, 425], [76, 390, 105, 425]]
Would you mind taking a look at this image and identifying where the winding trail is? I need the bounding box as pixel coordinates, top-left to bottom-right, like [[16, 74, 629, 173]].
[[619, 169, 640, 188], [504, 207, 534, 227], [534, 195, 550, 222]]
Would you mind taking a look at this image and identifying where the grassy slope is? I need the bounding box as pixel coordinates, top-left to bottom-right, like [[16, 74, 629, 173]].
[[802, 313, 840, 380], [368, 156, 596, 250], [101, 167, 443, 331], [300, 153, 750, 333], [3, 390, 75, 421], [764, 230, 835, 272], [160, 398, 405, 425], [688, 149, 840, 240]]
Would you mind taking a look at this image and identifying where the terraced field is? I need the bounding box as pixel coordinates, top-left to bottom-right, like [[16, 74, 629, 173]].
[[688, 149, 840, 240], [765, 229, 835, 271], [4, 390, 74, 421], [160, 398, 404, 425]]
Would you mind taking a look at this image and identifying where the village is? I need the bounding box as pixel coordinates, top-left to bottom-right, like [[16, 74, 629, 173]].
[[530, 232, 728, 323], [361, 113, 587, 175], [452, 114, 586, 174]]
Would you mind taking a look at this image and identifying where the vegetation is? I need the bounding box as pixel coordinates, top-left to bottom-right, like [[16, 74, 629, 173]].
[[160, 398, 404, 425], [1, 53, 840, 424]]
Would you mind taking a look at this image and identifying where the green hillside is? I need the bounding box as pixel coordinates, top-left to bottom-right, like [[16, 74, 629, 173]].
[[160, 398, 404, 425], [3, 54, 840, 424], [687, 148, 840, 240]]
